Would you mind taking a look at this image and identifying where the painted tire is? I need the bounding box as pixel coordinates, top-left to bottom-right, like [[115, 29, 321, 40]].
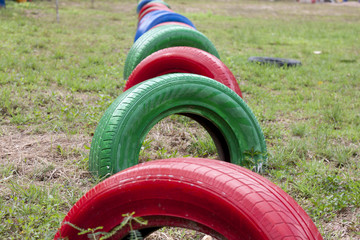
[[89, 73, 266, 177], [124, 47, 243, 98], [138, 5, 172, 21], [150, 21, 195, 30], [138, 2, 171, 19], [135, 10, 196, 42], [143, 0, 170, 9], [137, 0, 170, 13], [137, 0, 153, 13], [55, 158, 323, 240], [124, 25, 219, 79]]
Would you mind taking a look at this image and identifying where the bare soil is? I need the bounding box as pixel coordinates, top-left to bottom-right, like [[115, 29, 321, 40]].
[[322, 207, 360, 240], [0, 125, 92, 195]]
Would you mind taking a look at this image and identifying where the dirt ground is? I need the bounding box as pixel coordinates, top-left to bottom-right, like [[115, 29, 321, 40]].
[[1, 118, 358, 239], [0, 125, 92, 196]]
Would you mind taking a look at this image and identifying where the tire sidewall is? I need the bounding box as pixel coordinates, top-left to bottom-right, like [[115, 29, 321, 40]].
[[93, 74, 265, 176]]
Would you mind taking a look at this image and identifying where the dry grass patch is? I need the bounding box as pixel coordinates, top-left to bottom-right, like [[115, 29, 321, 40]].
[[321, 207, 360, 240], [146, 227, 207, 240], [140, 115, 218, 162], [0, 125, 92, 194]]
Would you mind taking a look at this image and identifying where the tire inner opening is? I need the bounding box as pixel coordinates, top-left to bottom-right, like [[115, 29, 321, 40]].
[[139, 114, 230, 163]]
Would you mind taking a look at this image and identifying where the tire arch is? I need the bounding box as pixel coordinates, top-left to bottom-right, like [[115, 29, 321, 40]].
[[150, 21, 195, 30], [137, 0, 170, 13], [138, 6, 172, 21], [124, 46, 243, 98], [124, 25, 220, 79], [90, 73, 266, 177], [138, 2, 172, 20], [135, 10, 196, 41], [55, 158, 323, 240]]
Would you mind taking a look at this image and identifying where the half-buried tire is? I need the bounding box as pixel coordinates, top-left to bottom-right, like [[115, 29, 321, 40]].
[[124, 25, 220, 80], [138, 5, 172, 21], [137, 0, 170, 13], [150, 21, 195, 30], [55, 158, 324, 240], [89, 73, 266, 178], [135, 10, 196, 41], [124, 47, 243, 98]]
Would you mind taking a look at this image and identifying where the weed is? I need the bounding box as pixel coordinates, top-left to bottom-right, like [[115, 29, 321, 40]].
[[243, 147, 267, 173], [60, 212, 147, 240], [291, 123, 307, 137], [188, 132, 217, 158]]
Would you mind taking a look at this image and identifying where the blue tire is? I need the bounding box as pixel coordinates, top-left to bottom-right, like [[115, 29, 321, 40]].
[[135, 10, 196, 42]]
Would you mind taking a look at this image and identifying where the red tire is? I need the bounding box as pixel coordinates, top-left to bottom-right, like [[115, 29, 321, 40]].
[[150, 21, 195, 30], [138, 2, 170, 19], [124, 47, 243, 98], [54, 158, 323, 240], [138, 6, 172, 21]]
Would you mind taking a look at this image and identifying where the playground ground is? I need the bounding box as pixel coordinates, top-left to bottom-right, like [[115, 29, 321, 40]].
[[0, 0, 359, 239]]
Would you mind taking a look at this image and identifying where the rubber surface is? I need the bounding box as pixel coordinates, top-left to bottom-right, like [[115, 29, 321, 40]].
[[137, 0, 153, 13], [138, 5, 172, 21], [137, 0, 170, 13], [138, 2, 171, 19], [248, 56, 302, 67], [145, 0, 170, 8], [124, 47, 243, 98], [135, 10, 196, 42], [55, 158, 323, 240], [150, 21, 195, 30], [89, 73, 266, 177], [124, 25, 220, 79]]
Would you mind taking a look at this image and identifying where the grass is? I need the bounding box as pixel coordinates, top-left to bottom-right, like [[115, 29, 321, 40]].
[[0, 0, 359, 239]]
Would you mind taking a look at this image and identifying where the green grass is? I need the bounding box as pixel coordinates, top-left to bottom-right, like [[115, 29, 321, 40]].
[[0, 0, 359, 239]]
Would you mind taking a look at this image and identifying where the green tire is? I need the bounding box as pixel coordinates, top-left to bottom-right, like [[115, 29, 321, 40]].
[[89, 73, 266, 177], [123, 25, 220, 79]]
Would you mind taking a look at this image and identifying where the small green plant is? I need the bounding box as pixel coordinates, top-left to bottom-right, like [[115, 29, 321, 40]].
[[243, 147, 267, 173], [139, 139, 153, 162], [155, 147, 178, 159], [61, 212, 147, 240], [291, 123, 307, 137], [188, 133, 217, 158], [324, 103, 343, 127]]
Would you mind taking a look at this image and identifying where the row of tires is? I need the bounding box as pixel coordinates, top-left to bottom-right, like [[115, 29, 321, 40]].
[[89, 0, 267, 177], [54, 1, 323, 239]]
